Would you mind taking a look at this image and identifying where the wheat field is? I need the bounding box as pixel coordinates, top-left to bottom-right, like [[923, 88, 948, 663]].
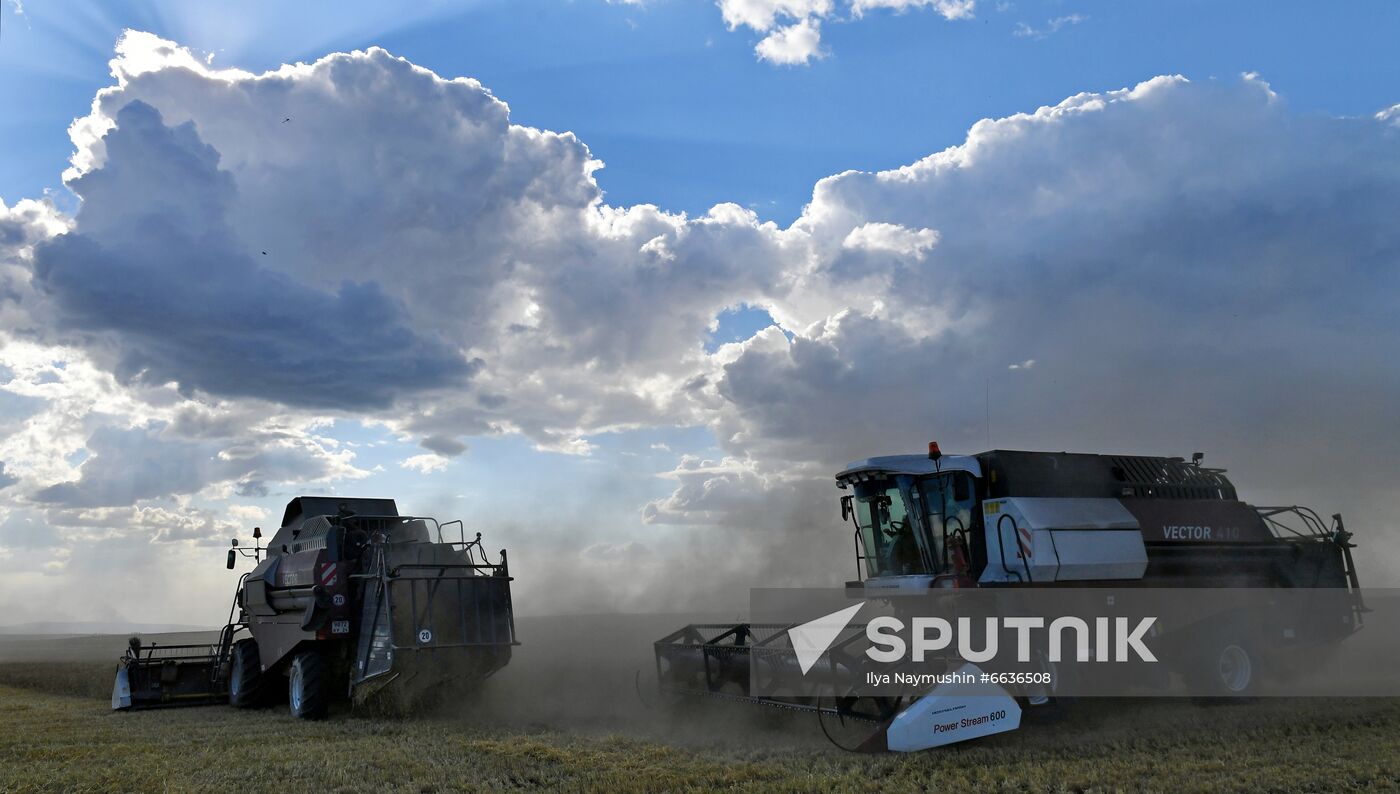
[[2, 619, 1398, 792]]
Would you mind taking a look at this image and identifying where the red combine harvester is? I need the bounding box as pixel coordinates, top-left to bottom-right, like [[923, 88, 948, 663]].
[[113, 496, 517, 718]]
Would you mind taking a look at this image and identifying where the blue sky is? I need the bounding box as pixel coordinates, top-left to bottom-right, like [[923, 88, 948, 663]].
[[4, 1, 1400, 223], [2, 0, 1400, 623]]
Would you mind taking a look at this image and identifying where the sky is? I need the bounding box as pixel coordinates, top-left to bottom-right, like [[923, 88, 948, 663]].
[[0, 0, 1398, 627]]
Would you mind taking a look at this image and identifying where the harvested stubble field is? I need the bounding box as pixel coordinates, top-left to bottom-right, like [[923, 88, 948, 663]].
[[2, 616, 1398, 793]]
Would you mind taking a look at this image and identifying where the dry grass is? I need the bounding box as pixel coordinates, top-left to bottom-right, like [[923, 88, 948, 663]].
[[2, 625, 1398, 792], [0, 662, 114, 701], [2, 669, 1399, 792]]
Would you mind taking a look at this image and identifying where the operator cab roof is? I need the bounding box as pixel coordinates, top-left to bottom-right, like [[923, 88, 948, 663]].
[[280, 496, 399, 529], [836, 454, 982, 487]]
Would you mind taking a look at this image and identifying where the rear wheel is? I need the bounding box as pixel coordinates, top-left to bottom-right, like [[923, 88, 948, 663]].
[[228, 638, 263, 708], [1185, 633, 1259, 698], [288, 650, 330, 720]]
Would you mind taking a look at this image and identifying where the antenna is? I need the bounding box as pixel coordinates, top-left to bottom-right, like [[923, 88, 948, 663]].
[[985, 376, 991, 448]]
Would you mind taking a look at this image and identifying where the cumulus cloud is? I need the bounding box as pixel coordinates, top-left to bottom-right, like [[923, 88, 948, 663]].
[[37, 98, 476, 411], [400, 453, 450, 474], [718, 0, 975, 64], [755, 17, 826, 65], [842, 222, 939, 256], [22, 32, 783, 455], [420, 434, 468, 457], [687, 77, 1400, 571], [31, 422, 361, 508], [719, 0, 836, 32], [5, 31, 1400, 625], [851, 0, 975, 20], [642, 455, 776, 524]]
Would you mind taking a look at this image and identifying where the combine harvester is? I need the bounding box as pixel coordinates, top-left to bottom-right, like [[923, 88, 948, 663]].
[[113, 496, 517, 718], [654, 446, 1364, 751]]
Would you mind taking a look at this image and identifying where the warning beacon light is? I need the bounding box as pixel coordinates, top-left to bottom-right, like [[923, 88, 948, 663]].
[[927, 441, 942, 461]]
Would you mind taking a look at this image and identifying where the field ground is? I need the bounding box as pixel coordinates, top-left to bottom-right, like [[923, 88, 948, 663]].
[[2, 619, 1399, 792]]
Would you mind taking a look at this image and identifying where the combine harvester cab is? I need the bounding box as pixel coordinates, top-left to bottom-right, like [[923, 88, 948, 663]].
[[654, 445, 1364, 752], [114, 496, 518, 717]]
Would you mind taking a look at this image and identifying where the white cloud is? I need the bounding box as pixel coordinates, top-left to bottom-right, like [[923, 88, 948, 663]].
[[719, 0, 835, 32], [1013, 13, 1085, 39], [717, 0, 974, 64], [400, 453, 450, 474], [851, 0, 975, 20], [226, 504, 268, 523], [643, 455, 774, 524], [6, 32, 1400, 624], [842, 222, 939, 257], [755, 17, 826, 64]]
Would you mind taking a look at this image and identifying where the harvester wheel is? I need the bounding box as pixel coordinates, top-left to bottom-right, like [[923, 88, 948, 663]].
[[1186, 634, 1258, 697], [288, 650, 330, 720], [228, 638, 263, 708]]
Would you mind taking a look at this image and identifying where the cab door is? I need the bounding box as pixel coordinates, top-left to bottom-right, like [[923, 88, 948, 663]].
[[915, 472, 981, 582]]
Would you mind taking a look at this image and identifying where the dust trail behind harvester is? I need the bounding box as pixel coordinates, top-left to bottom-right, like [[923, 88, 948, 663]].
[[459, 613, 827, 750]]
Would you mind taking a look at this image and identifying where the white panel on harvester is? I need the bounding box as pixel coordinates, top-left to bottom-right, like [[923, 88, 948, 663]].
[[980, 497, 1147, 583]]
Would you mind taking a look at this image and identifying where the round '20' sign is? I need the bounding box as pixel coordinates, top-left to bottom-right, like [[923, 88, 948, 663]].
[[417, 628, 433, 644]]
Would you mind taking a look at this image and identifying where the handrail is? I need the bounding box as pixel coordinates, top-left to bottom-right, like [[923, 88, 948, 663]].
[[334, 513, 446, 543], [995, 514, 1029, 582], [1255, 505, 1331, 539], [942, 514, 967, 571]]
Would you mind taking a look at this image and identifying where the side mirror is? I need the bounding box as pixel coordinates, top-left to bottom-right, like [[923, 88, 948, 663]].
[[226, 548, 237, 569], [840, 495, 853, 522]]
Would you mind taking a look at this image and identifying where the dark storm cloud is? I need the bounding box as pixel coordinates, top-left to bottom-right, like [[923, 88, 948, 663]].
[[31, 101, 474, 411]]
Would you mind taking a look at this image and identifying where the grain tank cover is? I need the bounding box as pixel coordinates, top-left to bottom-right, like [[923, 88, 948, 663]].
[[280, 496, 398, 529], [976, 450, 1238, 501], [979, 497, 1148, 583]]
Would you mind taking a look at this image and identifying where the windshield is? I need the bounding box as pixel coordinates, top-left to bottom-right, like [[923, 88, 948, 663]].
[[851, 480, 923, 577]]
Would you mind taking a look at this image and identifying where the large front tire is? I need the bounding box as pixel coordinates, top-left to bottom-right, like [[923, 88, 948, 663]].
[[228, 638, 263, 708], [288, 650, 330, 720]]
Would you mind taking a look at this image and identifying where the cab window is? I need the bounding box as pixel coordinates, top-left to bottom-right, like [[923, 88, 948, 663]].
[[851, 480, 922, 577]]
